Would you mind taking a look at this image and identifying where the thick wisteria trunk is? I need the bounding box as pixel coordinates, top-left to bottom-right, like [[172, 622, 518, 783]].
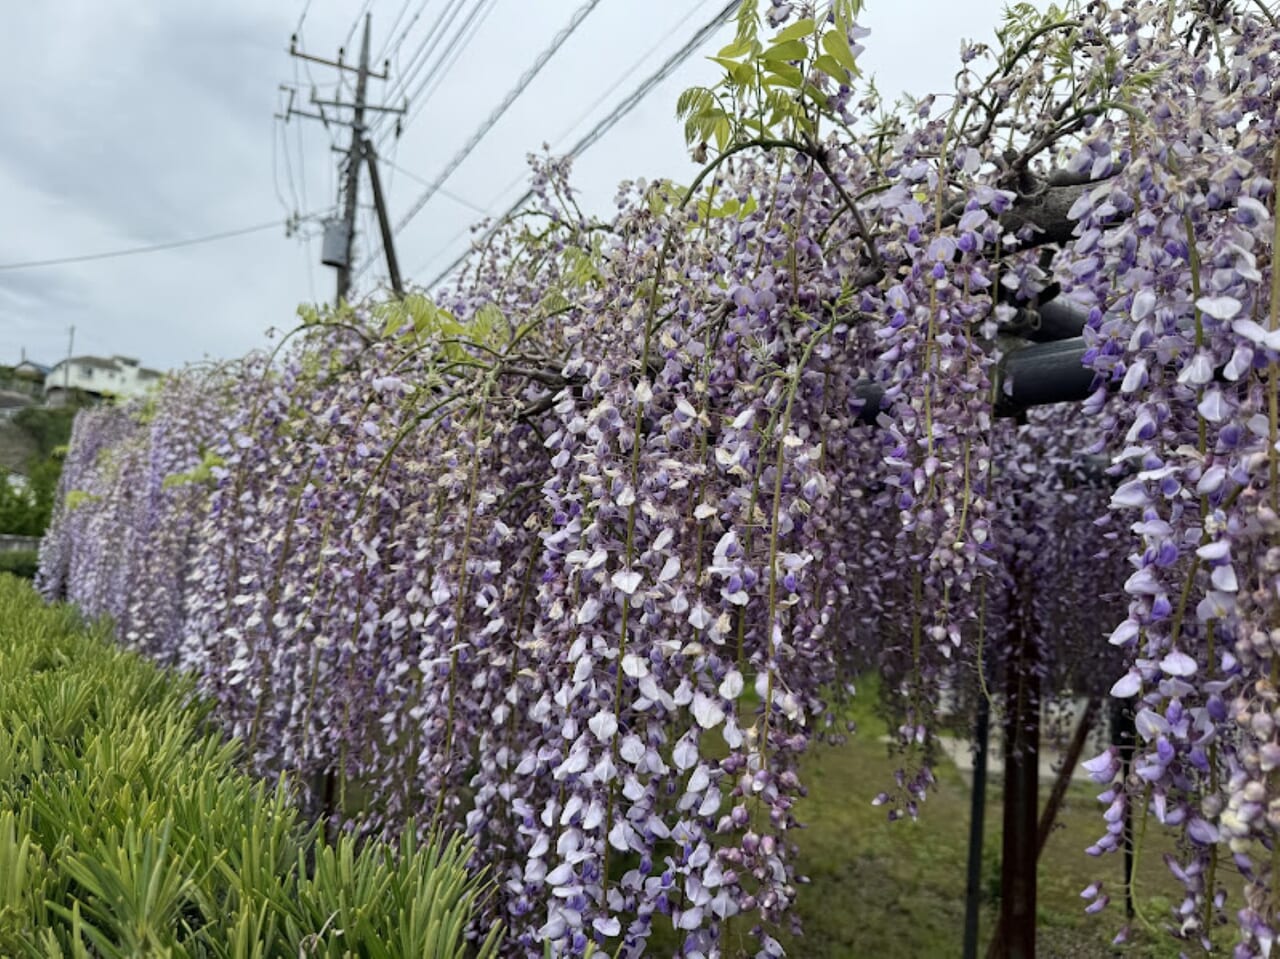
[[987, 693, 1098, 955]]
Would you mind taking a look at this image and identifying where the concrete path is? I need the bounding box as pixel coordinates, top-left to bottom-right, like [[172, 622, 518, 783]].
[[928, 695, 1110, 786]]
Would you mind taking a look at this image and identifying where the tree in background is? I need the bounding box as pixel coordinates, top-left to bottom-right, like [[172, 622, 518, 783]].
[[0, 406, 75, 537]]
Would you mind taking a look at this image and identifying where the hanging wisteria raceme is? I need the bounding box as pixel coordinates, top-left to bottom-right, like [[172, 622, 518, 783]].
[[36, 377, 227, 647], [36, 0, 1280, 955], [36, 404, 134, 605], [1040, 5, 1280, 950]]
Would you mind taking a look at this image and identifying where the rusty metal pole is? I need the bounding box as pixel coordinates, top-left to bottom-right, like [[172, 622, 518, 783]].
[[998, 585, 1040, 959], [1111, 699, 1137, 920], [963, 685, 991, 959]]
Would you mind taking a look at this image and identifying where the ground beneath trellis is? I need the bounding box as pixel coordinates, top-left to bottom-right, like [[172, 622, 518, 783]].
[[753, 684, 1227, 958]]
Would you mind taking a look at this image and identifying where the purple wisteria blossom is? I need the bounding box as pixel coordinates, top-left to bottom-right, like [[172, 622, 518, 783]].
[[37, 0, 1280, 955]]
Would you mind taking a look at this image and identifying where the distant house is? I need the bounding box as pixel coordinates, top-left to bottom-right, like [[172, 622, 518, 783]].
[[44, 355, 164, 406], [12, 360, 49, 382], [0, 357, 48, 408]]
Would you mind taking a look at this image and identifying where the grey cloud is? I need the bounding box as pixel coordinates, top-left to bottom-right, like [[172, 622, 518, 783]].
[[1, 0, 1034, 372]]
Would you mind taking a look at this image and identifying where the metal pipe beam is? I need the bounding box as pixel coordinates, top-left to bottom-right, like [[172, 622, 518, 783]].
[[851, 336, 1096, 425]]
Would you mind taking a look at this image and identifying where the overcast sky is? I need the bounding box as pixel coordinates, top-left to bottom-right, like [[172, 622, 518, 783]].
[[0, 0, 1032, 372]]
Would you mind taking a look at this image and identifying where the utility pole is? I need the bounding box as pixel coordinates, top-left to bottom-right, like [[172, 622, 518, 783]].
[[363, 138, 403, 297], [64, 325, 74, 400], [336, 15, 371, 304], [282, 16, 406, 306]]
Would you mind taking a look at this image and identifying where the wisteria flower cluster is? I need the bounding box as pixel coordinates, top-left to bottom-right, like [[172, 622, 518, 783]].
[[37, 0, 1280, 955]]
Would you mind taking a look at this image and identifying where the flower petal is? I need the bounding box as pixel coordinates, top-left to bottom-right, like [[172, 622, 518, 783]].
[[1159, 650, 1197, 677]]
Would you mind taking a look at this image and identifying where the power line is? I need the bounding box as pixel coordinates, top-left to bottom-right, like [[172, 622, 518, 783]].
[[0, 220, 295, 272], [401, 0, 501, 125], [385, 115, 403, 196], [559, 1, 738, 162], [294, 0, 314, 35], [376, 0, 469, 131], [382, 0, 435, 74], [279, 115, 303, 212], [375, 0, 416, 65], [419, 0, 740, 289], [290, 29, 345, 152], [485, 0, 719, 208], [380, 157, 489, 214], [407, 0, 719, 281], [357, 0, 604, 281], [293, 102, 310, 215], [378, 0, 448, 107], [271, 115, 294, 214], [289, 49, 319, 221], [378, 0, 501, 149], [343, 0, 376, 51], [395, 0, 603, 232], [555, 0, 717, 157]]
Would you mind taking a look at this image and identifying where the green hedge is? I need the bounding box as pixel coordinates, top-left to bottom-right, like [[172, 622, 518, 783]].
[[0, 549, 38, 580], [0, 575, 503, 958], [11, 406, 76, 458]]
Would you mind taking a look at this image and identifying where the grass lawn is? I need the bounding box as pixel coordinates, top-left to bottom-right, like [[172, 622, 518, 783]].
[[762, 683, 1226, 958]]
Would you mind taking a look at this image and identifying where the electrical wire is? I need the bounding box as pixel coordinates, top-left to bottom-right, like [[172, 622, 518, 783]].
[[291, 26, 345, 152], [417, 0, 740, 288], [289, 50, 317, 220], [293, 104, 310, 215], [381, 0, 439, 111], [356, 0, 605, 283], [374, 0, 488, 154], [294, 0, 314, 35], [387, 0, 469, 99], [485, 0, 718, 207], [561, 1, 738, 160], [556, 0, 717, 156], [393, 0, 716, 280], [386, 126, 400, 195], [383, 0, 434, 84], [0, 220, 299, 272], [380, 157, 489, 214], [271, 115, 294, 214], [375, 0, 416, 65], [402, 0, 604, 233], [279, 116, 303, 213], [380, 0, 501, 148], [401, 0, 501, 116], [343, 0, 376, 52], [379, 4, 438, 107], [376, 0, 469, 129]]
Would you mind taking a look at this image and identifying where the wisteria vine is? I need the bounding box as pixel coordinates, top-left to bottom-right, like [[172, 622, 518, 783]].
[[36, 0, 1280, 955]]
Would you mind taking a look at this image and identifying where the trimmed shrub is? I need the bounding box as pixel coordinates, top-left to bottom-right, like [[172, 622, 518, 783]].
[[0, 576, 502, 957], [0, 550, 38, 580]]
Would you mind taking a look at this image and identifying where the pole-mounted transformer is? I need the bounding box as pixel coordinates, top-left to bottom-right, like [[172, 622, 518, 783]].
[[281, 16, 405, 304], [320, 218, 352, 270]]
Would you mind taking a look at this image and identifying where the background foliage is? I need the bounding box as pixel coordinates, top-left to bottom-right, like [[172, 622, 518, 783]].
[[0, 406, 76, 537]]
